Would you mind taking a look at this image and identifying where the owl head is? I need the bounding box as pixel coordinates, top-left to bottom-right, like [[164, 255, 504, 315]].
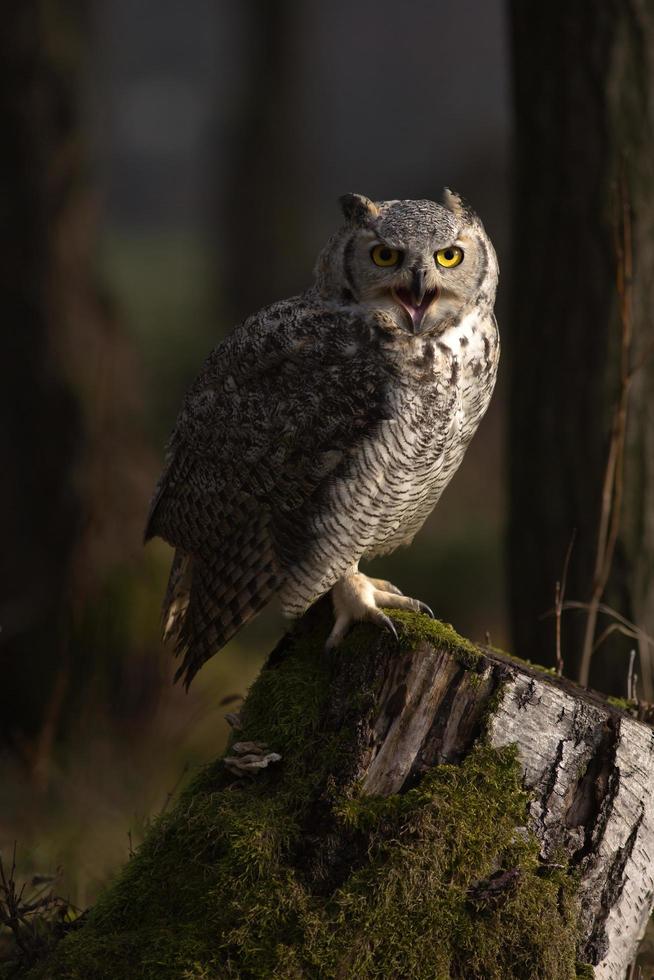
[[315, 191, 498, 335]]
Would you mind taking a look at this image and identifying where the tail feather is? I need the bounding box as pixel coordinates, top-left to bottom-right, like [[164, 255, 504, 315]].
[[162, 550, 193, 642], [175, 562, 279, 688], [161, 521, 281, 688]]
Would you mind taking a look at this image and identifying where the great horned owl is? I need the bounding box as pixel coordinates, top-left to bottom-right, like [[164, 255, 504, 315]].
[[145, 191, 499, 687]]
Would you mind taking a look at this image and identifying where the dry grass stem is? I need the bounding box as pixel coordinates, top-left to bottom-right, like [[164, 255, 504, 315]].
[[627, 649, 637, 702], [554, 530, 576, 676], [0, 844, 77, 969], [578, 169, 633, 687], [559, 600, 654, 652]]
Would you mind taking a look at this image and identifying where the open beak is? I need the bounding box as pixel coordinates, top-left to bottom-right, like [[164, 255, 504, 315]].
[[392, 268, 438, 333]]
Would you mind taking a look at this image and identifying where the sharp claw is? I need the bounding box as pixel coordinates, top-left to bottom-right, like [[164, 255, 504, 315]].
[[418, 601, 435, 619], [379, 613, 399, 642]]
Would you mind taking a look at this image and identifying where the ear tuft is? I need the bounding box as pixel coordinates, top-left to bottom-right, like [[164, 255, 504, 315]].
[[443, 187, 473, 222], [339, 193, 380, 227]]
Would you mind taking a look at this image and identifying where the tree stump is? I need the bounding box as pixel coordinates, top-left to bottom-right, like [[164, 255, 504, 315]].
[[24, 604, 654, 979]]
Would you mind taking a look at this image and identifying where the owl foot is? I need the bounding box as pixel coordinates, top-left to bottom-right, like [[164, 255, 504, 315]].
[[325, 572, 434, 651]]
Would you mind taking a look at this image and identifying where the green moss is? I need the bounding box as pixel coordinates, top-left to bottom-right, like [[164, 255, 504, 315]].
[[606, 695, 638, 715], [482, 642, 558, 676], [387, 609, 483, 668], [24, 616, 585, 980]]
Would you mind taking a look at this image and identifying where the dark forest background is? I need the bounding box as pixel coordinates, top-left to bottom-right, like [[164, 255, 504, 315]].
[[1, 0, 653, 924]]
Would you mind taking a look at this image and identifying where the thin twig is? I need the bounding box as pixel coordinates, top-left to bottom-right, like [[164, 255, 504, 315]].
[[578, 169, 633, 687], [593, 622, 641, 654], [557, 600, 654, 650], [554, 530, 576, 676], [0, 845, 79, 967], [627, 649, 637, 701]]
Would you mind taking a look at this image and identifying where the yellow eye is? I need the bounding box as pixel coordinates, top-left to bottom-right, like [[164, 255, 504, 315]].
[[371, 244, 402, 267], [435, 246, 464, 268]]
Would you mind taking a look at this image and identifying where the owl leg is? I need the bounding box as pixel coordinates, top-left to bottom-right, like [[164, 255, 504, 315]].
[[364, 577, 404, 596], [325, 571, 434, 651]]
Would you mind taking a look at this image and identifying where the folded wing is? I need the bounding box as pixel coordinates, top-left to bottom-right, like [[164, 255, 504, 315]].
[[145, 298, 398, 686]]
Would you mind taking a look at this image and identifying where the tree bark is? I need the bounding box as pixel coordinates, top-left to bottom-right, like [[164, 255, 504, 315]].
[[508, 2, 654, 696], [0, 0, 83, 741], [22, 608, 654, 979], [0, 1, 156, 750], [218, 0, 307, 325]]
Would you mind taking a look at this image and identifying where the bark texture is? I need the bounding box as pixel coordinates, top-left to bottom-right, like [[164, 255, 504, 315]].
[[0, 1, 83, 739], [509, 1, 654, 695], [0, 1, 156, 749], [489, 674, 654, 976], [21, 607, 654, 979], [219, 0, 307, 324]]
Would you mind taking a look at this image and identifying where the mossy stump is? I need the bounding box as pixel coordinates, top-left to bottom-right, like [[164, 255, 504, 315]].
[[22, 604, 654, 979]]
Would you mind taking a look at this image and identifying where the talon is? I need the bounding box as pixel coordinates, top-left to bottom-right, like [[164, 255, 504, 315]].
[[378, 613, 398, 642], [326, 571, 425, 651]]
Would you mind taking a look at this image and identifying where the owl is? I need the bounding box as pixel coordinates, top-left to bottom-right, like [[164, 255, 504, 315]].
[[145, 190, 499, 687]]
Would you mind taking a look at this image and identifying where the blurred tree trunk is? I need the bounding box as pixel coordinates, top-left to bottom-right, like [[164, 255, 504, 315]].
[[220, 0, 306, 324], [0, 1, 83, 744], [508, 3, 654, 696], [0, 1, 156, 754]]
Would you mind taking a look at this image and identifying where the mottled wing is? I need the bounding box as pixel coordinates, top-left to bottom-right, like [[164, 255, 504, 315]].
[[145, 296, 398, 686]]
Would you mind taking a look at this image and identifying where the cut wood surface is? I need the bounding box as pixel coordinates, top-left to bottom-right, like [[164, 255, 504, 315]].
[[488, 667, 654, 978], [363, 624, 654, 980], [328, 614, 654, 977], [23, 605, 654, 979]]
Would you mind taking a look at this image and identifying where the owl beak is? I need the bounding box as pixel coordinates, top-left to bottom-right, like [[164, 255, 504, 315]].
[[411, 267, 427, 307], [392, 281, 438, 333]]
